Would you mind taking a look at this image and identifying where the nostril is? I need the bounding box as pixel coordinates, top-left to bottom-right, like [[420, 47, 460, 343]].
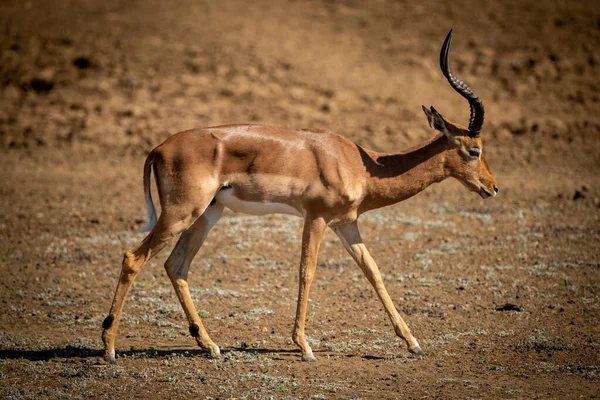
[[494, 186, 499, 193]]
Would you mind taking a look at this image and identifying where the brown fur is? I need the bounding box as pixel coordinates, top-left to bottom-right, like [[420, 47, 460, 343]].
[[101, 120, 497, 363]]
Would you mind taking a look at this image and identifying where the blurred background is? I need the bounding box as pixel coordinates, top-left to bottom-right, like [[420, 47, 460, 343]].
[[0, 1, 599, 398], [1, 0, 598, 166]]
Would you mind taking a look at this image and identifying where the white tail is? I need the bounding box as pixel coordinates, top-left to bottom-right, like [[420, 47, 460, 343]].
[[136, 153, 157, 233]]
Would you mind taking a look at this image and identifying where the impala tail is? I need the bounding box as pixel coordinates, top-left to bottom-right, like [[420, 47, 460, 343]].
[[137, 152, 158, 233]]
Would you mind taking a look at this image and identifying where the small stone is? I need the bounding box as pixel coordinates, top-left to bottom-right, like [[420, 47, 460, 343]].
[[29, 69, 56, 93], [573, 190, 585, 200], [30, 78, 53, 93], [73, 57, 91, 69], [495, 303, 522, 312]]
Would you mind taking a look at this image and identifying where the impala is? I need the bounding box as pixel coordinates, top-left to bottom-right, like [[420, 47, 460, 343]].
[[102, 29, 497, 363]]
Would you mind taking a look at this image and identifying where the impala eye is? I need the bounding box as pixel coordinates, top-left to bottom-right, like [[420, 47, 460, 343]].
[[468, 149, 481, 158]]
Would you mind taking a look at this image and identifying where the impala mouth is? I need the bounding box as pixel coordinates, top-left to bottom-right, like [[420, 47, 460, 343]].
[[479, 187, 494, 199]]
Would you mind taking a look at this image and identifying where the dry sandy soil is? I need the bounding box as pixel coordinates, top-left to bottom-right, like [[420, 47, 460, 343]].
[[1, 0, 599, 399]]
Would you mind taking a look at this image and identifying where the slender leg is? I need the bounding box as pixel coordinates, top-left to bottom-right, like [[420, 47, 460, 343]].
[[164, 204, 224, 358], [332, 221, 424, 356], [101, 211, 197, 363], [292, 215, 327, 362]]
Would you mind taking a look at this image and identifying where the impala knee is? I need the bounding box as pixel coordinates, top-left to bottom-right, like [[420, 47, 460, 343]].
[[164, 258, 175, 278], [122, 251, 142, 276], [164, 258, 186, 281]]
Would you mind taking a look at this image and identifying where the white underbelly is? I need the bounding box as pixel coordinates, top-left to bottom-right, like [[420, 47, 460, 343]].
[[215, 188, 303, 217]]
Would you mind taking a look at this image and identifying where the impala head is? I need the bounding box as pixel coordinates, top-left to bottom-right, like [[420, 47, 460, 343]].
[[422, 29, 498, 199]]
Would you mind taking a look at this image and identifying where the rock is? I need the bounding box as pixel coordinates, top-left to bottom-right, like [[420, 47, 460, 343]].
[[30, 78, 54, 93], [495, 303, 522, 312], [220, 88, 234, 97], [73, 56, 91, 69], [573, 190, 585, 200]]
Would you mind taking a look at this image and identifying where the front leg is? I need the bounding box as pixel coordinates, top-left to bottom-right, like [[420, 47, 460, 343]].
[[292, 215, 327, 362], [332, 221, 424, 356]]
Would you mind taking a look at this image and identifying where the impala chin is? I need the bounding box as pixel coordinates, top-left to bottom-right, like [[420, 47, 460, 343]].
[[479, 187, 495, 199]]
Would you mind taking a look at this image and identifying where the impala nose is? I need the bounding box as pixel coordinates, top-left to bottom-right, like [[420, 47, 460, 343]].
[[493, 185, 499, 194]]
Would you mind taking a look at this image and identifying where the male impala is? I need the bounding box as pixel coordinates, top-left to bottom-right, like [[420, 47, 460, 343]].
[[102, 30, 497, 363]]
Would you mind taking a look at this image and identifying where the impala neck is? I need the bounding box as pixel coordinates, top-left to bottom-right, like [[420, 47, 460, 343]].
[[360, 133, 451, 212]]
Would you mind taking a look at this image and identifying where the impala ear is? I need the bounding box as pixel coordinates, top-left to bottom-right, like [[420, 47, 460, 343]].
[[422, 105, 434, 128], [422, 105, 454, 140]]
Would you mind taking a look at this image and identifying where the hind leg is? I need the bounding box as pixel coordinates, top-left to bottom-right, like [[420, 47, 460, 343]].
[[101, 210, 198, 363], [164, 203, 224, 358]]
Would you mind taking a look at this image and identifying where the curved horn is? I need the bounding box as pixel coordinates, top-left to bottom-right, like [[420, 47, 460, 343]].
[[440, 29, 485, 136]]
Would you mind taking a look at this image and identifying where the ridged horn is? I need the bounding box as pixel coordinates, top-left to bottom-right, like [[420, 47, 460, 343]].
[[440, 29, 485, 136]]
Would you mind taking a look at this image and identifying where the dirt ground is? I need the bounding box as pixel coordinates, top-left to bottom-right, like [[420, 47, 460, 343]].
[[1, 0, 599, 398]]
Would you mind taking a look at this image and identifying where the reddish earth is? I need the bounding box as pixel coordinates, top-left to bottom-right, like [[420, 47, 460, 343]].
[[1, 0, 599, 399]]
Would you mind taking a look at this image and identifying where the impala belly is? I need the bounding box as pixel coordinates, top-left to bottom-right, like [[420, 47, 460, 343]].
[[215, 187, 303, 217]]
